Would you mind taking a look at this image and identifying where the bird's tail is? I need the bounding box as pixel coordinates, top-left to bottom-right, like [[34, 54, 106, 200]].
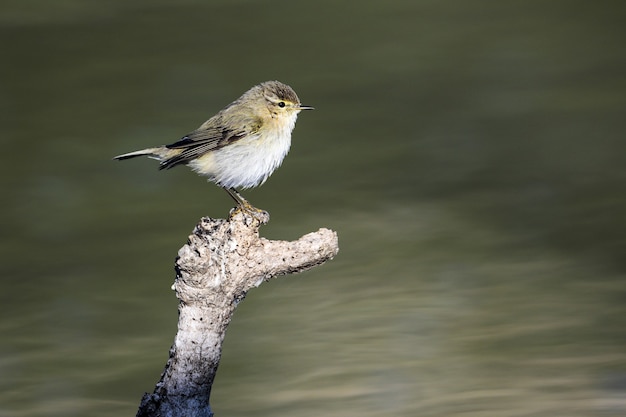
[[113, 147, 162, 161]]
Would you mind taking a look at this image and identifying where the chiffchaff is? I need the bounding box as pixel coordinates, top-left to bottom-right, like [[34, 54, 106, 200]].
[[114, 81, 313, 221]]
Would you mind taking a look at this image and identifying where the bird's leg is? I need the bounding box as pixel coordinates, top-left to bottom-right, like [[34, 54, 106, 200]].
[[223, 187, 252, 209], [223, 187, 270, 224]]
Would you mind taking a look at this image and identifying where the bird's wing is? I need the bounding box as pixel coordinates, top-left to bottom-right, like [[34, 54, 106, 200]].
[[158, 126, 245, 170]]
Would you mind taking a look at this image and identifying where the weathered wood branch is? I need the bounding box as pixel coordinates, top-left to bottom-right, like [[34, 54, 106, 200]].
[[136, 211, 339, 417]]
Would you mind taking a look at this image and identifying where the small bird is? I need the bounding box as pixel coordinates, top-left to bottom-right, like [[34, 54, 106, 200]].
[[114, 80, 313, 220]]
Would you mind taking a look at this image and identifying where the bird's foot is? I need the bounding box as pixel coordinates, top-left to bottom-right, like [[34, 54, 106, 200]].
[[229, 202, 270, 225]]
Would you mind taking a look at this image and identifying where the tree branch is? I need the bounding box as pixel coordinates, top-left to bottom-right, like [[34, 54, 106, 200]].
[[136, 211, 339, 417]]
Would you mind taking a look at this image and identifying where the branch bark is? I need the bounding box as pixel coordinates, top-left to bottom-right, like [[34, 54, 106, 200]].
[[136, 211, 339, 417]]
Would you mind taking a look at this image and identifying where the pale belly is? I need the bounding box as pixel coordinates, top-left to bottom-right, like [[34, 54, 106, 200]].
[[188, 131, 292, 189]]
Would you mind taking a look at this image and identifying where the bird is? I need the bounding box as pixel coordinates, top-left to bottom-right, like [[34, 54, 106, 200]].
[[113, 80, 313, 221]]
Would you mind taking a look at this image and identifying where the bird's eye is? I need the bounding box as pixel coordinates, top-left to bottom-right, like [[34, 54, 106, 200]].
[[278, 101, 286, 108]]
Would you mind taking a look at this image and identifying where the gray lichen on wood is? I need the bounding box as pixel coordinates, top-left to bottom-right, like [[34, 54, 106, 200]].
[[136, 211, 339, 417]]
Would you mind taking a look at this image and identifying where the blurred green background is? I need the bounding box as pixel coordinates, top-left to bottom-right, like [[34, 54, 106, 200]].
[[1, 1, 625, 416]]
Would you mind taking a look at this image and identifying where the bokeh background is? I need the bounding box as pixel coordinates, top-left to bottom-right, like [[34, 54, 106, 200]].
[[1, 1, 625, 416]]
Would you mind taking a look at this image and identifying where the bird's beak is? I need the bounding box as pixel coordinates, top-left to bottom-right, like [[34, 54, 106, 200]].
[[296, 105, 315, 110]]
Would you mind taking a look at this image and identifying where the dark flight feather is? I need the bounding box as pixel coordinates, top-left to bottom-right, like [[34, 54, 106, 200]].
[[159, 127, 246, 170]]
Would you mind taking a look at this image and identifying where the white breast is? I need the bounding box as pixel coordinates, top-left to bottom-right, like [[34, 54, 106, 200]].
[[195, 113, 298, 189]]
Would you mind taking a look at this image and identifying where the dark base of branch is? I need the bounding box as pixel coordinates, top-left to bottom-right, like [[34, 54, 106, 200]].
[[137, 392, 214, 417], [136, 393, 159, 417]]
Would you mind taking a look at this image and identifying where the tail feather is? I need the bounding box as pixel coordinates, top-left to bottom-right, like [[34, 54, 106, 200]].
[[113, 148, 160, 161]]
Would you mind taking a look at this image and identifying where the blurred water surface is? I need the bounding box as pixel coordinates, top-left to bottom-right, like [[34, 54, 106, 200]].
[[1, 1, 625, 416]]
